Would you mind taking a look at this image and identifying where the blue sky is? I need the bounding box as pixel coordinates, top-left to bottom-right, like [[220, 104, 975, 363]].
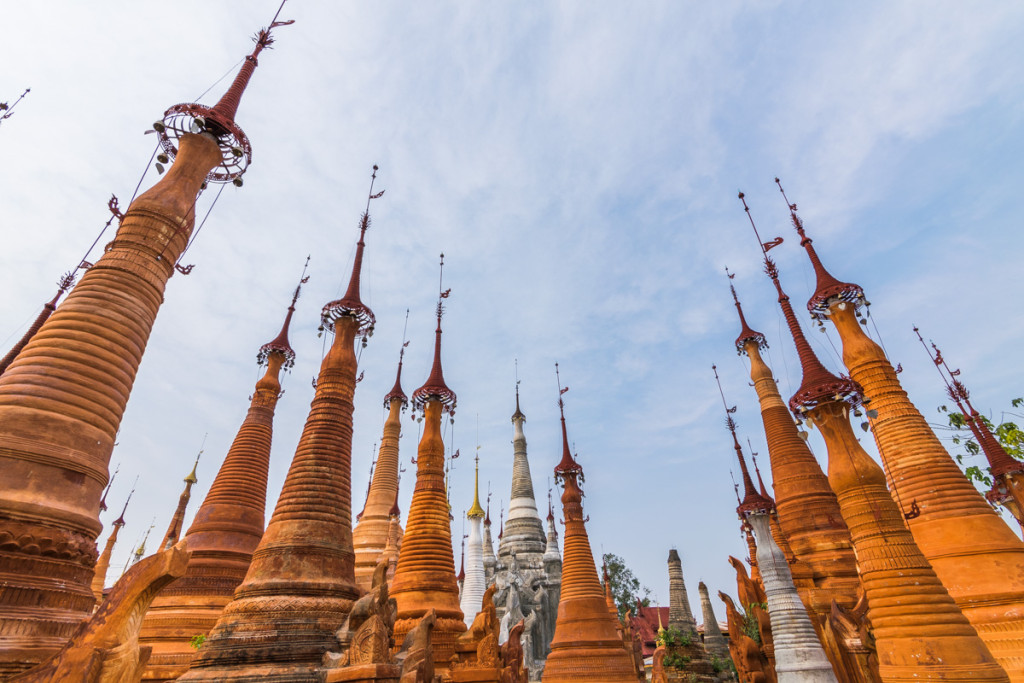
[[2, 1, 1023, 616]]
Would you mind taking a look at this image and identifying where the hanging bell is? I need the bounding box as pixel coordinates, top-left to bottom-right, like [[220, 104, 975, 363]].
[[860, 422, 870, 432], [231, 145, 244, 158], [153, 121, 166, 133], [154, 162, 165, 175], [156, 153, 169, 164], [233, 177, 244, 188], [866, 409, 878, 419], [859, 318, 868, 325]]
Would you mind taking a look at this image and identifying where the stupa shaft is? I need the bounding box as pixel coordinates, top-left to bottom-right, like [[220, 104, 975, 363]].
[[0, 131, 221, 677], [499, 399, 546, 559], [698, 581, 730, 661], [390, 399, 467, 668], [352, 395, 404, 591], [667, 549, 698, 634], [91, 522, 124, 605], [811, 400, 1009, 682]]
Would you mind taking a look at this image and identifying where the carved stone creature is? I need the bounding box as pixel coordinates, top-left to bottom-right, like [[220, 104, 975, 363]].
[[719, 592, 773, 683], [463, 584, 499, 646], [499, 619, 526, 683], [11, 540, 190, 683], [396, 609, 437, 683], [652, 645, 669, 683], [326, 560, 398, 669]]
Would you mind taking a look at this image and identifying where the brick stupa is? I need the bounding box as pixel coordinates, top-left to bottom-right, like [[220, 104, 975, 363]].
[[179, 166, 381, 681], [0, 11, 280, 673], [915, 328, 1024, 533], [388, 255, 468, 672], [352, 337, 408, 591], [138, 269, 306, 681], [729, 193, 868, 683], [541, 366, 636, 683], [780, 180, 1024, 680]]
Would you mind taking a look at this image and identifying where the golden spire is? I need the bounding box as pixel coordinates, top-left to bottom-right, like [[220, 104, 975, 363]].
[[467, 451, 485, 519]]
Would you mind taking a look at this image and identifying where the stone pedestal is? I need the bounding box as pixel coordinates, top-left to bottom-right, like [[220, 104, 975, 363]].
[[324, 662, 401, 683]]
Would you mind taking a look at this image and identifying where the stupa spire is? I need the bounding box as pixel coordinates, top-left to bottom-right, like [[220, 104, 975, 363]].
[[139, 264, 308, 680], [542, 364, 637, 683], [0, 270, 76, 377], [0, 9, 286, 670], [155, 2, 293, 185], [352, 316, 410, 591], [91, 478, 136, 604], [500, 365, 547, 562], [726, 267, 767, 355], [777, 179, 1024, 678], [915, 327, 1024, 529], [712, 365, 769, 513], [179, 167, 379, 681], [158, 443, 203, 551], [98, 462, 120, 514], [389, 263, 467, 672]]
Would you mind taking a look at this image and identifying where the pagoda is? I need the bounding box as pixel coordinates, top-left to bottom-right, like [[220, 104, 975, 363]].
[[492, 383, 562, 679], [91, 485, 136, 605], [388, 255, 468, 671], [742, 192, 1011, 681], [460, 452, 488, 626], [138, 267, 306, 681], [778, 179, 1024, 679], [713, 365, 838, 683], [667, 549, 698, 635], [697, 581, 730, 663], [483, 495, 497, 583], [0, 10, 284, 674], [915, 328, 1024, 532], [729, 204, 864, 669], [179, 166, 381, 681], [352, 334, 409, 591], [157, 450, 202, 552], [541, 365, 637, 683]]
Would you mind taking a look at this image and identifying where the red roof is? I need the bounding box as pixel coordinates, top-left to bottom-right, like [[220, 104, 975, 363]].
[[629, 605, 669, 657]]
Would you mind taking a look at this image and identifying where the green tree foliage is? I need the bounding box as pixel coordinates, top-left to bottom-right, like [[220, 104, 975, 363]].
[[602, 552, 651, 619], [939, 398, 1024, 487]]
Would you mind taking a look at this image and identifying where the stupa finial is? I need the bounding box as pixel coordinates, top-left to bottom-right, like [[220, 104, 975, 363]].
[[113, 475, 139, 528], [914, 326, 1023, 479], [553, 362, 582, 478], [712, 364, 771, 516], [385, 310, 411, 410], [725, 266, 767, 355], [738, 191, 861, 415], [321, 166, 382, 338], [773, 178, 865, 319], [99, 462, 120, 513], [412, 254, 457, 413], [258, 255, 309, 368], [512, 358, 525, 421], [468, 447, 485, 518], [155, 1, 294, 184], [185, 440, 204, 485]]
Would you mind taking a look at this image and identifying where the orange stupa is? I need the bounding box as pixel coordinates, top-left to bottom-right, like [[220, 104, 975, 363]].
[[352, 332, 409, 591], [90, 483, 136, 605], [179, 167, 381, 681], [389, 255, 468, 671], [138, 267, 306, 681], [740, 200, 1009, 681], [0, 270, 75, 377], [777, 179, 1024, 679], [915, 328, 1024, 534], [541, 365, 637, 683], [157, 449, 202, 553], [0, 14, 284, 674]]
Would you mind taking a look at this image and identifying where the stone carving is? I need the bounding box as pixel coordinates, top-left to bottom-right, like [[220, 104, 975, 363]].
[[11, 540, 190, 683], [326, 560, 398, 669], [652, 645, 669, 683], [500, 619, 526, 683], [719, 592, 774, 683], [396, 609, 437, 683]]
